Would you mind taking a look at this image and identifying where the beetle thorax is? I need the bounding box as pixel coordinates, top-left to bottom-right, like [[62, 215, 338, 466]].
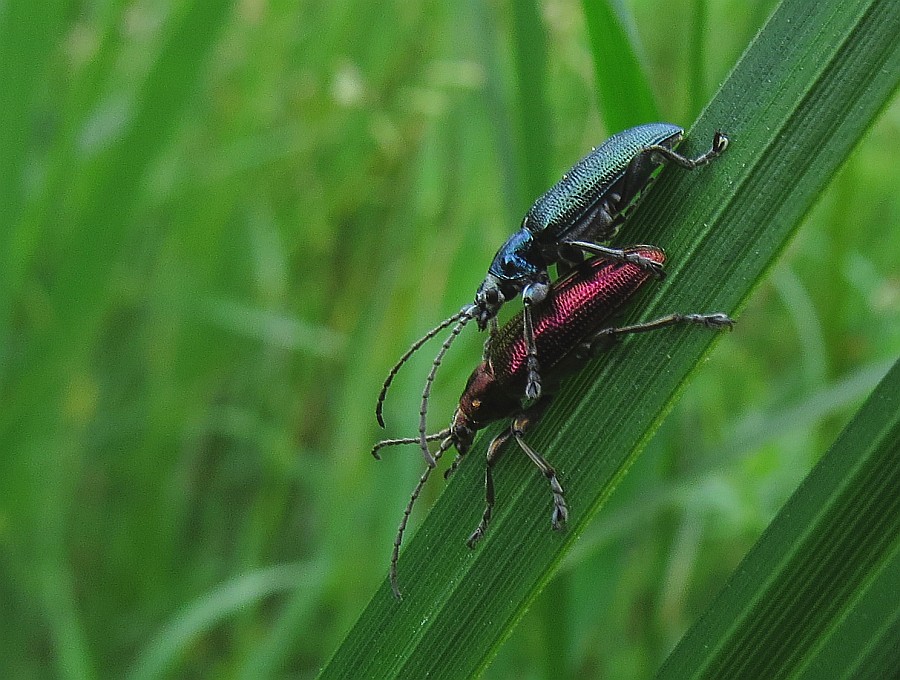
[[456, 362, 496, 428], [454, 361, 521, 441]]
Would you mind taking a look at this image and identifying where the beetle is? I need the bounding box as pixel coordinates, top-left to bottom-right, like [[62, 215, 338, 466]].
[[377, 124, 729, 467], [372, 245, 734, 598]]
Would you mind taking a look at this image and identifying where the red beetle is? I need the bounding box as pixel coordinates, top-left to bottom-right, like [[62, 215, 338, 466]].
[[374, 246, 733, 598]]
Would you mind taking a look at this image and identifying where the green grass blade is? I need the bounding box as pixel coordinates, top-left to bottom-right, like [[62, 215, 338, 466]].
[[687, 0, 709, 118], [509, 0, 553, 198], [472, 0, 553, 222], [580, 0, 659, 130], [0, 1, 69, 301], [0, 3, 234, 676], [564, 358, 894, 566], [320, 0, 899, 677], [658, 358, 900, 678], [129, 563, 324, 680]]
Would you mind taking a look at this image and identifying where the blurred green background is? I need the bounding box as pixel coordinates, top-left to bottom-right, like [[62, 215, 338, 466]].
[[1, 0, 897, 678]]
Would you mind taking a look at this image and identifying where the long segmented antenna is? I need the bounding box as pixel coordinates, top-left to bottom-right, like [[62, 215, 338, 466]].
[[390, 434, 454, 599], [376, 305, 476, 428], [418, 313, 473, 467], [371, 429, 451, 460]]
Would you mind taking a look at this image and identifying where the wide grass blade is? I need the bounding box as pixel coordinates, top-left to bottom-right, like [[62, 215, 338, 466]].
[[320, 0, 899, 677], [658, 358, 900, 678]]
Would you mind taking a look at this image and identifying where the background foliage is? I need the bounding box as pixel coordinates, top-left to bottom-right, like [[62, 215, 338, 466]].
[[1, 0, 896, 678]]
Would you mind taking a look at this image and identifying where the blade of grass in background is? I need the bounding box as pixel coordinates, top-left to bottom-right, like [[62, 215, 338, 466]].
[[128, 561, 327, 680], [687, 0, 708, 119], [470, 0, 523, 229], [509, 0, 553, 198], [0, 3, 68, 300], [501, 6, 570, 673], [472, 0, 553, 224], [0, 3, 234, 678], [658, 358, 900, 679], [319, 0, 899, 677], [580, 0, 658, 130]]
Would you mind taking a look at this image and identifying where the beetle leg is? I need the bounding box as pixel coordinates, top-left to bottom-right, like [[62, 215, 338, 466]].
[[466, 397, 556, 547], [522, 306, 542, 399], [522, 279, 550, 399], [565, 240, 666, 279], [510, 414, 568, 532], [466, 427, 512, 548], [646, 130, 729, 168], [590, 195, 626, 242], [467, 401, 566, 548], [584, 311, 734, 354], [566, 199, 618, 243]]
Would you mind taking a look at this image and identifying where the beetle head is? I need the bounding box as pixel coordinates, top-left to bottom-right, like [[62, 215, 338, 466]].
[[474, 275, 506, 329], [475, 229, 545, 328], [452, 360, 520, 451]]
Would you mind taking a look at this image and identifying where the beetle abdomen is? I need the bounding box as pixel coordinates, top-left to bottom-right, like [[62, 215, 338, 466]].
[[526, 123, 682, 240], [489, 247, 666, 385]]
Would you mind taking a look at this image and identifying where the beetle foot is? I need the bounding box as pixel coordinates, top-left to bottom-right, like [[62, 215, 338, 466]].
[[444, 454, 464, 479], [626, 253, 666, 279], [467, 514, 491, 549], [683, 312, 735, 329], [552, 503, 568, 531], [550, 477, 568, 530], [685, 130, 730, 166], [525, 353, 542, 399], [711, 131, 729, 155], [525, 374, 542, 400]]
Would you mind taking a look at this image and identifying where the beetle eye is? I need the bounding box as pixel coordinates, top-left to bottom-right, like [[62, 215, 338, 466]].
[[477, 283, 504, 308]]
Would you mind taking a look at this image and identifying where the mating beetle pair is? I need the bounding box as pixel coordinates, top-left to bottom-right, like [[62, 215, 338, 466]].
[[376, 123, 728, 467], [374, 247, 733, 598], [374, 123, 732, 598]]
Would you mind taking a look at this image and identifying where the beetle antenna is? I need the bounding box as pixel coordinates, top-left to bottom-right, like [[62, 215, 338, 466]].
[[418, 313, 473, 467], [390, 433, 454, 599], [371, 428, 451, 460], [376, 305, 476, 428]]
